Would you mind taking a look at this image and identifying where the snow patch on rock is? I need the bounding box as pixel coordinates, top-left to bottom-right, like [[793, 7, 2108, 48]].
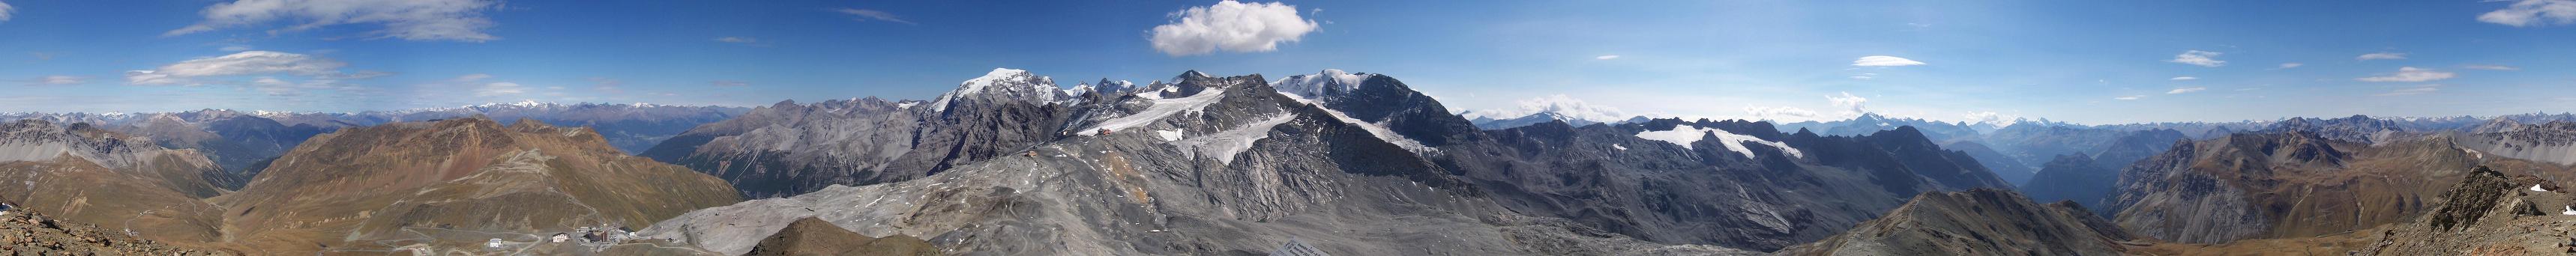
[[1170, 114, 1298, 164], [1274, 91, 1437, 153], [1634, 124, 1802, 159], [1080, 88, 1229, 135]]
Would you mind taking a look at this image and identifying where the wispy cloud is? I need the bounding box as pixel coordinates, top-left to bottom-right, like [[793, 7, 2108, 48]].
[[124, 51, 352, 85], [0, 1, 14, 22], [829, 7, 915, 25], [713, 37, 768, 46], [166, 0, 502, 42], [23, 76, 82, 85], [1595, 55, 1620, 60], [2277, 63, 2304, 69], [2356, 52, 2407, 61], [2464, 64, 2521, 70], [710, 80, 750, 87], [2113, 95, 2143, 100], [2170, 76, 2198, 81], [2356, 67, 2457, 82], [2377, 85, 2441, 96], [1149, 1, 1319, 56], [2479, 0, 2576, 27], [2167, 87, 2206, 94], [2167, 50, 2224, 67], [1851, 55, 1926, 67]]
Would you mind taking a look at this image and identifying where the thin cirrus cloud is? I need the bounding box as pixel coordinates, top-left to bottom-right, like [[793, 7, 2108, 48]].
[[125, 51, 352, 85], [2167, 50, 2224, 67], [829, 7, 915, 25], [0, 1, 14, 22], [2277, 63, 2304, 69], [2113, 95, 2144, 100], [2479, 0, 2576, 27], [2356, 52, 2407, 61], [2170, 76, 2198, 81], [2377, 85, 2442, 96], [2167, 87, 2206, 94], [1149, 1, 1319, 56], [2356, 67, 2457, 82], [28, 76, 82, 85], [164, 0, 502, 42], [1850, 55, 1925, 67], [1595, 55, 1620, 60], [710, 80, 750, 87], [2464, 64, 2521, 70]]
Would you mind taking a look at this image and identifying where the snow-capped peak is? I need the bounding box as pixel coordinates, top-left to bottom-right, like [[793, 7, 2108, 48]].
[[929, 68, 1062, 112], [1272, 69, 1370, 99]]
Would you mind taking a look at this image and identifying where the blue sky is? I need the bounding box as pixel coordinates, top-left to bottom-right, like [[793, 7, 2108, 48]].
[[1, 0, 2571, 124]]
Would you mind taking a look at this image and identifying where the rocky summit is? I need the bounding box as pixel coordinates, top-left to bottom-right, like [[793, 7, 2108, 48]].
[[1776, 189, 2133, 255]]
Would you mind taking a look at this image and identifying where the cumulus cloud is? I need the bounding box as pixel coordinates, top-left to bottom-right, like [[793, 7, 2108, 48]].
[[124, 51, 351, 85], [2356, 52, 2407, 61], [2170, 76, 2198, 81], [2167, 87, 2206, 94], [710, 80, 750, 87], [2465, 64, 2521, 70], [1595, 55, 1620, 60], [1466, 94, 1630, 121], [1827, 92, 1870, 116], [2377, 85, 2442, 96], [2278, 63, 2304, 69], [2356, 67, 2457, 82], [2167, 50, 2225, 67], [2480, 0, 2576, 27], [2113, 95, 2143, 100], [165, 0, 502, 42], [1149, 1, 1319, 56], [1851, 55, 1926, 67]]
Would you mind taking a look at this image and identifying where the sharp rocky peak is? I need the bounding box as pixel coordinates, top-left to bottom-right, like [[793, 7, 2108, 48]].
[[930, 68, 1064, 112]]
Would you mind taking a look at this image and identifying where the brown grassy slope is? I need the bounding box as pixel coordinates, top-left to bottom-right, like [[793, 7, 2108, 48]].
[[213, 118, 741, 255], [2108, 132, 2482, 243]]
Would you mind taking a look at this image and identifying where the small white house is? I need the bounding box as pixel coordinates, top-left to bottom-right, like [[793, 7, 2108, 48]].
[[486, 238, 503, 249], [551, 233, 572, 243]]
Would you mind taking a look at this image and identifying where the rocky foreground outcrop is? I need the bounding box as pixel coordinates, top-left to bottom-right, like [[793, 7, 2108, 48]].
[[0, 198, 225, 255], [1776, 189, 2133, 255], [743, 217, 939, 256]]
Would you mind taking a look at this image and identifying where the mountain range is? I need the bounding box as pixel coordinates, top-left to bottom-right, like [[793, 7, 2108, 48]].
[[5, 68, 2576, 255]]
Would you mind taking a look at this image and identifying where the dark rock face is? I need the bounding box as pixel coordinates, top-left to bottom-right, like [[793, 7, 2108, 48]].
[[744, 217, 939, 256], [1437, 119, 2011, 251], [1777, 189, 2134, 256], [644, 70, 1089, 198], [2428, 166, 2517, 231]]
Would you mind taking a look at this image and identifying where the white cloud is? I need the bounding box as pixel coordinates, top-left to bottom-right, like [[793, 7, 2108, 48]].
[[713, 37, 767, 46], [2170, 76, 2198, 81], [31, 76, 82, 85], [2356, 52, 2407, 61], [1828, 91, 1869, 116], [2464, 64, 2521, 70], [1149, 1, 1319, 56], [1742, 106, 1820, 121], [2377, 85, 2442, 96], [166, 0, 502, 42], [2278, 63, 2304, 69], [1466, 94, 1630, 121], [2480, 0, 2576, 27], [2166, 87, 2207, 94], [474, 82, 524, 97], [124, 51, 351, 85], [2113, 95, 2143, 100], [710, 80, 750, 87], [2356, 67, 2457, 82], [0, 1, 15, 22], [1961, 112, 2016, 125], [1595, 55, 1620, 60], [830, 7, 914, 25], [1851, 55, 1926, 67], [2167, 50, 2225, 67]]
